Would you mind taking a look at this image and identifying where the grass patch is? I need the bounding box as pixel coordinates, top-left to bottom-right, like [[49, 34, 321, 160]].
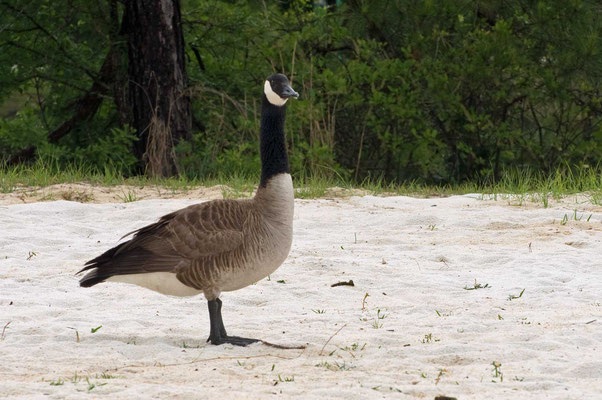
[[508, 288, 526, 301], [181, 341, 202, 349], [1, 160, 601, 202], [477, 166, 602, 206], [421, 333, 441, 343], [315, 361, 352, 371], [220, 172, 256, 199], [491, 361, 504, 382], [277, 374, 295, 382], [294, 176, 335, 198], [463, 279, 490, 290], [118, 190, 138, 203]]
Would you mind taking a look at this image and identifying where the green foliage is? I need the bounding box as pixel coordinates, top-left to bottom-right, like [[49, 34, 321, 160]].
[[41, 125, 139, 173], [179, 0, 602, 182], [1, 0, 601, 183], [0, 108, 47, 156]]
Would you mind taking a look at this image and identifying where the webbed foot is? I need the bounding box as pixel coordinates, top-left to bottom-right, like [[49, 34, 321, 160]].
[[207, 334, 259, 346]]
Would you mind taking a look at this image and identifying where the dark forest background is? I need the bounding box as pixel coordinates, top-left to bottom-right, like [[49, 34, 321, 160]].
[[1, 0, 601, 184]]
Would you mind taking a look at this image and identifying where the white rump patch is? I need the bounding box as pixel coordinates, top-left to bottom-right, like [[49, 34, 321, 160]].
[[264, 80, 288, 106], [107, 272, 202, 297]]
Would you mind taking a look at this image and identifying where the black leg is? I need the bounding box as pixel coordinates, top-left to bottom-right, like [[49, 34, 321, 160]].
[[206, 298, 259, 346], [216, 298, 227, 337], [207, 299, 223, 344]]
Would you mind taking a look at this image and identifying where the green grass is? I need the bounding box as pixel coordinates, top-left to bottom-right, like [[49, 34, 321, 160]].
[[219, 172, 256, 199], [293, 166, 602, 203], [0, 159, 201, 193], [1, 160, 601, 203], [477, 166, 602, 206], [118, 190, 138, 203], [463, 280, 490, 290], [508, 288, 526, 301]]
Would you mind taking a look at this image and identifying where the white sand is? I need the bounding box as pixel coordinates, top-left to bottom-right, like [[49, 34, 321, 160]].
[[1, 194, 601, 399]]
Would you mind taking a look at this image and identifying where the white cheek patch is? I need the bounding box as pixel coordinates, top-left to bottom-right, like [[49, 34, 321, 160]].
[[264, 80, 288, 106]]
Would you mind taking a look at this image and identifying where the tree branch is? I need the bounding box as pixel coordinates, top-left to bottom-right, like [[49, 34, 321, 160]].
[[3, 40, 100, 83], [7, 49, 116, 165], [0, 1, 98, 81], [12, 73, 91, 92]]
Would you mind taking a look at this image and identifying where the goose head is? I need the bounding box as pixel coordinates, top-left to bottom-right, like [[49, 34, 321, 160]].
[[264, 73, 299, 107]]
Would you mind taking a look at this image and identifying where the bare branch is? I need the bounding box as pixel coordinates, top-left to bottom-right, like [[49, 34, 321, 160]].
[[0, 1, 99, 81], [8, 49, 116, 165]]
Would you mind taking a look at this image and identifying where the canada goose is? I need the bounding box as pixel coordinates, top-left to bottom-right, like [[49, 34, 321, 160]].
[[79, 74, 299, 346]]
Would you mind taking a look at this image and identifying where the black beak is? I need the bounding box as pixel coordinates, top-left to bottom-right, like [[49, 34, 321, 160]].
[[281, 85, 299, 99]]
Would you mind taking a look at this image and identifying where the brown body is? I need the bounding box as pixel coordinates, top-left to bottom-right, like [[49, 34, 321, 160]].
[[80, 173, 294, 300]]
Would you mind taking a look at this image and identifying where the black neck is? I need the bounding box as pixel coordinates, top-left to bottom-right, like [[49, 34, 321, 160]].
[[259, 95, 289, 187]]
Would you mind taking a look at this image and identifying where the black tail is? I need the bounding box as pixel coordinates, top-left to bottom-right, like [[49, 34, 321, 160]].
[[78, 211, 179, 288], [78, 241, 129, 287], [78, 240, 169, 287], [79, 275, 109, 288]]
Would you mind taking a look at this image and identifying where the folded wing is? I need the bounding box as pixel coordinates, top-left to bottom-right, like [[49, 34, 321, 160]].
[[78, 200, 249, 287]]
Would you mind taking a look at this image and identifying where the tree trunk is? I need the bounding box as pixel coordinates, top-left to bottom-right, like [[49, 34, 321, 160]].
[[124, 0, 191, 177]]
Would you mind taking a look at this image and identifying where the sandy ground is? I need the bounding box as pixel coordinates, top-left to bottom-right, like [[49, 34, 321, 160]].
[[0, 183, 227, 205], [0, 190, 601, 399], [0, 183, 372, 205]]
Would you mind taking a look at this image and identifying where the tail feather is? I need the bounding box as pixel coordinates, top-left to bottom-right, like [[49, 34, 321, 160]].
[[78, 210, 182, 288], [79, 242, 181, 288], [79, 274, 108, 288], [78, 241, 128, 287]]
